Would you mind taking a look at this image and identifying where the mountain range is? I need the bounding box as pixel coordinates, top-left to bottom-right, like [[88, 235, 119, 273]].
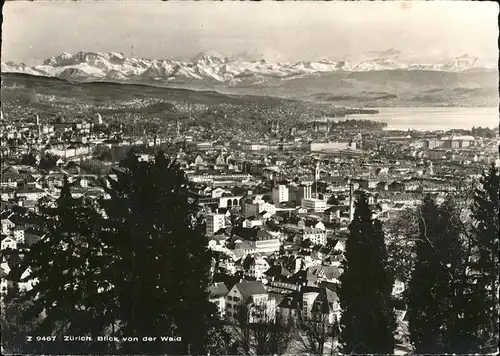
[[2, 51, 498, 106], [1, 51, 493, 83]]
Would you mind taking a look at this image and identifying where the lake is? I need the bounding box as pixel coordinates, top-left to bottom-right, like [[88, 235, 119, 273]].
[[346, 107, 499, 131]]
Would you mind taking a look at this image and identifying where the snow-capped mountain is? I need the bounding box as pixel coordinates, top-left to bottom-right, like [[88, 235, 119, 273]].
[[1, 51, 493, 84], [354, 57, 408, 71]]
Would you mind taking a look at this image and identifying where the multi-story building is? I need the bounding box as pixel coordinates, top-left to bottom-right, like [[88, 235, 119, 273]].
[[272, 185, 289, 205], [208, 282, 229, 319], [254, 230, 281, 254], [225, 281, 276, 323], [242, 255, 270, 280], [297, 228, 327, 246], [206, 213, 226, 236], [1, 236, 17, 250], [295, 184, 312, 206], [301, 198, 328, 212], [13, 226, 26, 244], [424, 138, 443, 149], [310, 141, 356, 152], [244, 199, 276, 218]]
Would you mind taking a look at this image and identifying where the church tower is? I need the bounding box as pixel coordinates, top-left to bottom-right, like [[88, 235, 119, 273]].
[[315, 161, 320, 181], [36, 114, 41, 138]]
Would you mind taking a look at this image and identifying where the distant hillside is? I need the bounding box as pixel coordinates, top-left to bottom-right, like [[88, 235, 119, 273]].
[[0, 72, 293, 107], [1, 73, 382, 131], [217, 69, 499, 107]]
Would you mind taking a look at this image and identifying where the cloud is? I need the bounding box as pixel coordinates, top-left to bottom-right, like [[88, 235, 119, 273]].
[[369, 48, 402, 58]]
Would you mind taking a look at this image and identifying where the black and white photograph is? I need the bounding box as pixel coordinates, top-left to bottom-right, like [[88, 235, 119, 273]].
[[0, 0, 498, 355]]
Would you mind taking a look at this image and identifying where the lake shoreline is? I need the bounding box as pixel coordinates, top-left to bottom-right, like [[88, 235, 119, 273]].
[[345, 107, 499, 131]]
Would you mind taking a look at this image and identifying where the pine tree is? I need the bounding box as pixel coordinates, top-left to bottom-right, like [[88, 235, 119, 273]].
[[468, 163, 499, 352], [407, 196, 441, 353], [19, 176, 111, 354], [436, 198, 470, 353], [339, 191, 396, 354], [99, 150, 220, 354], [407, 195, 468, 353]]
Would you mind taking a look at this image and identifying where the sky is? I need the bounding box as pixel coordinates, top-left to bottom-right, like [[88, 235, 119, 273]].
[[2, 0, 498, 65]]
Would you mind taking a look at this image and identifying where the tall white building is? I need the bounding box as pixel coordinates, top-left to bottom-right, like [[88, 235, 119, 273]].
[[272, 185, 289, 205], [206, 213, 226, 236]]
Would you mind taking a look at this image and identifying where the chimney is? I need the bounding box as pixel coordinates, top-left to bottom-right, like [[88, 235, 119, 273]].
[[349, 181, 354, 223]]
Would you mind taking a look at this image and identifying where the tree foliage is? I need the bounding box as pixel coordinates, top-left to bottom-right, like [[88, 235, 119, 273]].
[[232, 303, 295, 355], [468, 163, 499, 352], [97, 150, 219, 354], [406, 167, 499, 354], [407, 195, 470, 353], [339, 191, 396, 354], [19, 176, 111, 354], [13, 152, 224, 355], [296, 310, 338, 355]]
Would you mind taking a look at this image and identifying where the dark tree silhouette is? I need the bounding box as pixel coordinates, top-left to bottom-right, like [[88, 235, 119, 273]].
[[296, 310, 338, 355], [250, 307, 295, 355], [98, 150, 220, 354], [467, 163, 499, 352], [19, 176, 111, 354], [407, 195, 468, 354], [232, 303, 295, 355], [339, 191, 396, 354]]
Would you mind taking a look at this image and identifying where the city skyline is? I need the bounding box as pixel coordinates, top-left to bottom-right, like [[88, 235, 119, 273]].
[[2, 1, 498, 65]]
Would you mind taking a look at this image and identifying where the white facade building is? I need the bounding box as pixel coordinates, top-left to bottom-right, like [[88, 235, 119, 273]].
[[206, 213, 226, 236], [255, 237, 281, 254], [272, 185, 289, 205], [301, 198, 328, 212], [1, 236, 17, 250], [300, 228, 327, 246], [244, 201, 276, 218]]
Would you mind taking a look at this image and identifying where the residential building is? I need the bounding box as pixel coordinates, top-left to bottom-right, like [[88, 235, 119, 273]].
[[299, 228, 327, 246], [18, 267, 38, 294], [242, 218, 263, 229], [242, 255, 270, 280], [1, 216, 15, 235], [206, 213, 226, 236], [208, 282, 229, 319], [1, 236, 17, 250], [310, 141, 356, 152], [244, 200, 276, 218], [254, 230, 281, 254], [13, 226, 26, 244], [225, 281, 276, 322]]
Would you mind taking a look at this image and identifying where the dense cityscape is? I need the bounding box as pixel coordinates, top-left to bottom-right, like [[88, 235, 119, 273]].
[[0, 98, 498, 354]]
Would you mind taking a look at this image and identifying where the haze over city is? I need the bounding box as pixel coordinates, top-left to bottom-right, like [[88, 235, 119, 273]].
[[2, 1, 498, 65]]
